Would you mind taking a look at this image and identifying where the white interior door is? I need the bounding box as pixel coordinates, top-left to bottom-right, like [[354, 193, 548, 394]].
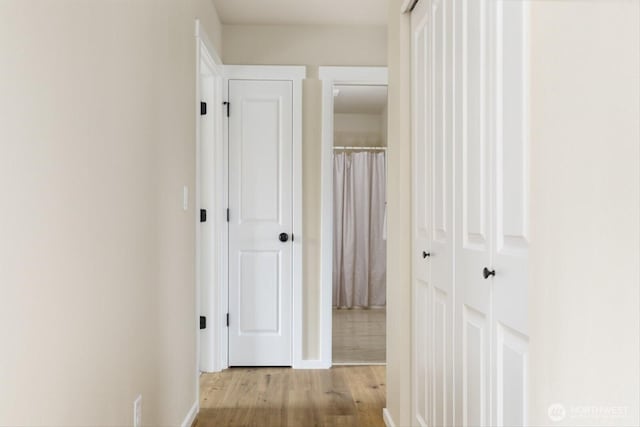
[[411, 0, 433, 424], [430, 1, 455, 426], [228, 79, 293, 366], [491, 2, 530, 425], [454, 1, 492, 426]]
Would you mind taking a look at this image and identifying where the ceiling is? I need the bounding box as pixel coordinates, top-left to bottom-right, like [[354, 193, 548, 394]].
[[333, 85, 388, 114], [213, 0, 388, 26]]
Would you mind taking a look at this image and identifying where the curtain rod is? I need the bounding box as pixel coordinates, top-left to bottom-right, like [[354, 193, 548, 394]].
[[333, 146, 387, 150]]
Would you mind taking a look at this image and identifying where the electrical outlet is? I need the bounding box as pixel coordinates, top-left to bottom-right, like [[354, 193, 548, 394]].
[[133, 395, 142, 427]]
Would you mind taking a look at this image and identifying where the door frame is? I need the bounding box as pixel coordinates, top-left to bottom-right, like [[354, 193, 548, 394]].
[[195, 19, 225, 375], [194, 20, 224, 421], [223, 65, 305, 368], [318, 66, 388, 368]]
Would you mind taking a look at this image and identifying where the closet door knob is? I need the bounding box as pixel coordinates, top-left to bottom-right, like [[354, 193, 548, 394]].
[[483, 267, 495, 279], [279, 233, 289, 243], [422, 251, 431, 259]]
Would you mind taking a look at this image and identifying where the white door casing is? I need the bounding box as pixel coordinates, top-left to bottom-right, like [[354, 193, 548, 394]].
[[226, 67, 304, 367], [318, 66, 388, 369], [197, 50, 224, 374], [195, 19, 226, 379]]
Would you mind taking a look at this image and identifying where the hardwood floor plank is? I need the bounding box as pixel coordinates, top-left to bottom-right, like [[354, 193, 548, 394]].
[[196, 366, 386, 427], [333, 308, 386, 363], [344, 366, 387, 427]]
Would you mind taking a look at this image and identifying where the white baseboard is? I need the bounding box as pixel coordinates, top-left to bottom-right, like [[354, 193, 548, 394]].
[[332, 362, 387, 366], [293, 359, 331, 369], [181, 401, 199, 427], [382, 408, 396, 427]]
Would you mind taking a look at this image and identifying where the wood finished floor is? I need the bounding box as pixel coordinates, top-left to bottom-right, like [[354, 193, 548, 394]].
[[195, 366, 386, 427], [333, 308, 386, 364]]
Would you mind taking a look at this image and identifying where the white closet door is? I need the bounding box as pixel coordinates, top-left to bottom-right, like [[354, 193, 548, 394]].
[[411, 0, 432, 425], [454, 0, 492, 426], [430, 1, 455, 426], [491, 2, 530, 426], [412, 0, 531, 425]]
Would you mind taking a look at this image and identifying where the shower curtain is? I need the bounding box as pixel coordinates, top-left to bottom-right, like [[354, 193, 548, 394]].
[[333, 151, 387, 308]]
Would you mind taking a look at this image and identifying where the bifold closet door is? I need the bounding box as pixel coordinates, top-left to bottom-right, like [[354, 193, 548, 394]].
[[429, 1, 455, 427], [411, 0, 432, 425], [411, 0, 455, 425], [491, 2, 530, 426], [413, 0, 530, 425], [454, 1, 492, 426]]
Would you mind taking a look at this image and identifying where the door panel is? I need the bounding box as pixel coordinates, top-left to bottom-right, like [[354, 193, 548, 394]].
[[455, 0, 492, 425], [415, 280, 430, 426], [228, 79, 293, 366], [462, 305, 488, 427], [239, 98, 281, 222], [463, 0, 488, 250], [432, 288, 449, 426], [492, 1, 530, 425], [432, 0, 446, 243], [411, 0, 432, 425], [495, 0, 529, 257], [495, 324, 528, 427], [430, 1, 454, 426], [239, 251, 281, 333]]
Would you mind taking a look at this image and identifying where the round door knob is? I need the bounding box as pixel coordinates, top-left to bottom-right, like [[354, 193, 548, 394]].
[[483, 267, 495, 279], [422, 251, 431, 259], [279, 233, 289, 243]]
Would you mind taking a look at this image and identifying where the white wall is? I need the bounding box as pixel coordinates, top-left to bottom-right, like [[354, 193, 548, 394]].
[[334, 113, 386, 147], [0, 0, 222, 425], [223, 24, 387, 67], [529, 2, 640, 425], [222, 23, 387, 360]]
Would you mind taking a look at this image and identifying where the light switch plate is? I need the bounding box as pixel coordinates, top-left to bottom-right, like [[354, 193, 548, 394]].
[[133, 395, 142, 427]]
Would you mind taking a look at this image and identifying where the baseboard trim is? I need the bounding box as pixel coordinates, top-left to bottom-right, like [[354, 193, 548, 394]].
[[293, 359, 331, 369], [181, 401, 199, 427], [382, 408, 396, 427], [332, 362, 387, 366]]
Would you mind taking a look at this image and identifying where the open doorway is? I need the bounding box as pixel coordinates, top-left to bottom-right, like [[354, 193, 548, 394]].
[[332, 85, 388, 364], [319, 67, 388, 367]]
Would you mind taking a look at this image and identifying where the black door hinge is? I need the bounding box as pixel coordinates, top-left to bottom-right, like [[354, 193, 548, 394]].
[[199, 316, 206, 329], [223, 101, 230, 117], [291, 233, 294, 242], [200, 101, 207, 116], [226, 208, 230, 222], [200, 209, 207, 223], [226, 313, 229, 327]]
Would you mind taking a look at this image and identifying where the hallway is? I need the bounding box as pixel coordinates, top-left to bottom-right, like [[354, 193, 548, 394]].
[[195, 366, 386, 427], [1, 0, 638, 425]]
